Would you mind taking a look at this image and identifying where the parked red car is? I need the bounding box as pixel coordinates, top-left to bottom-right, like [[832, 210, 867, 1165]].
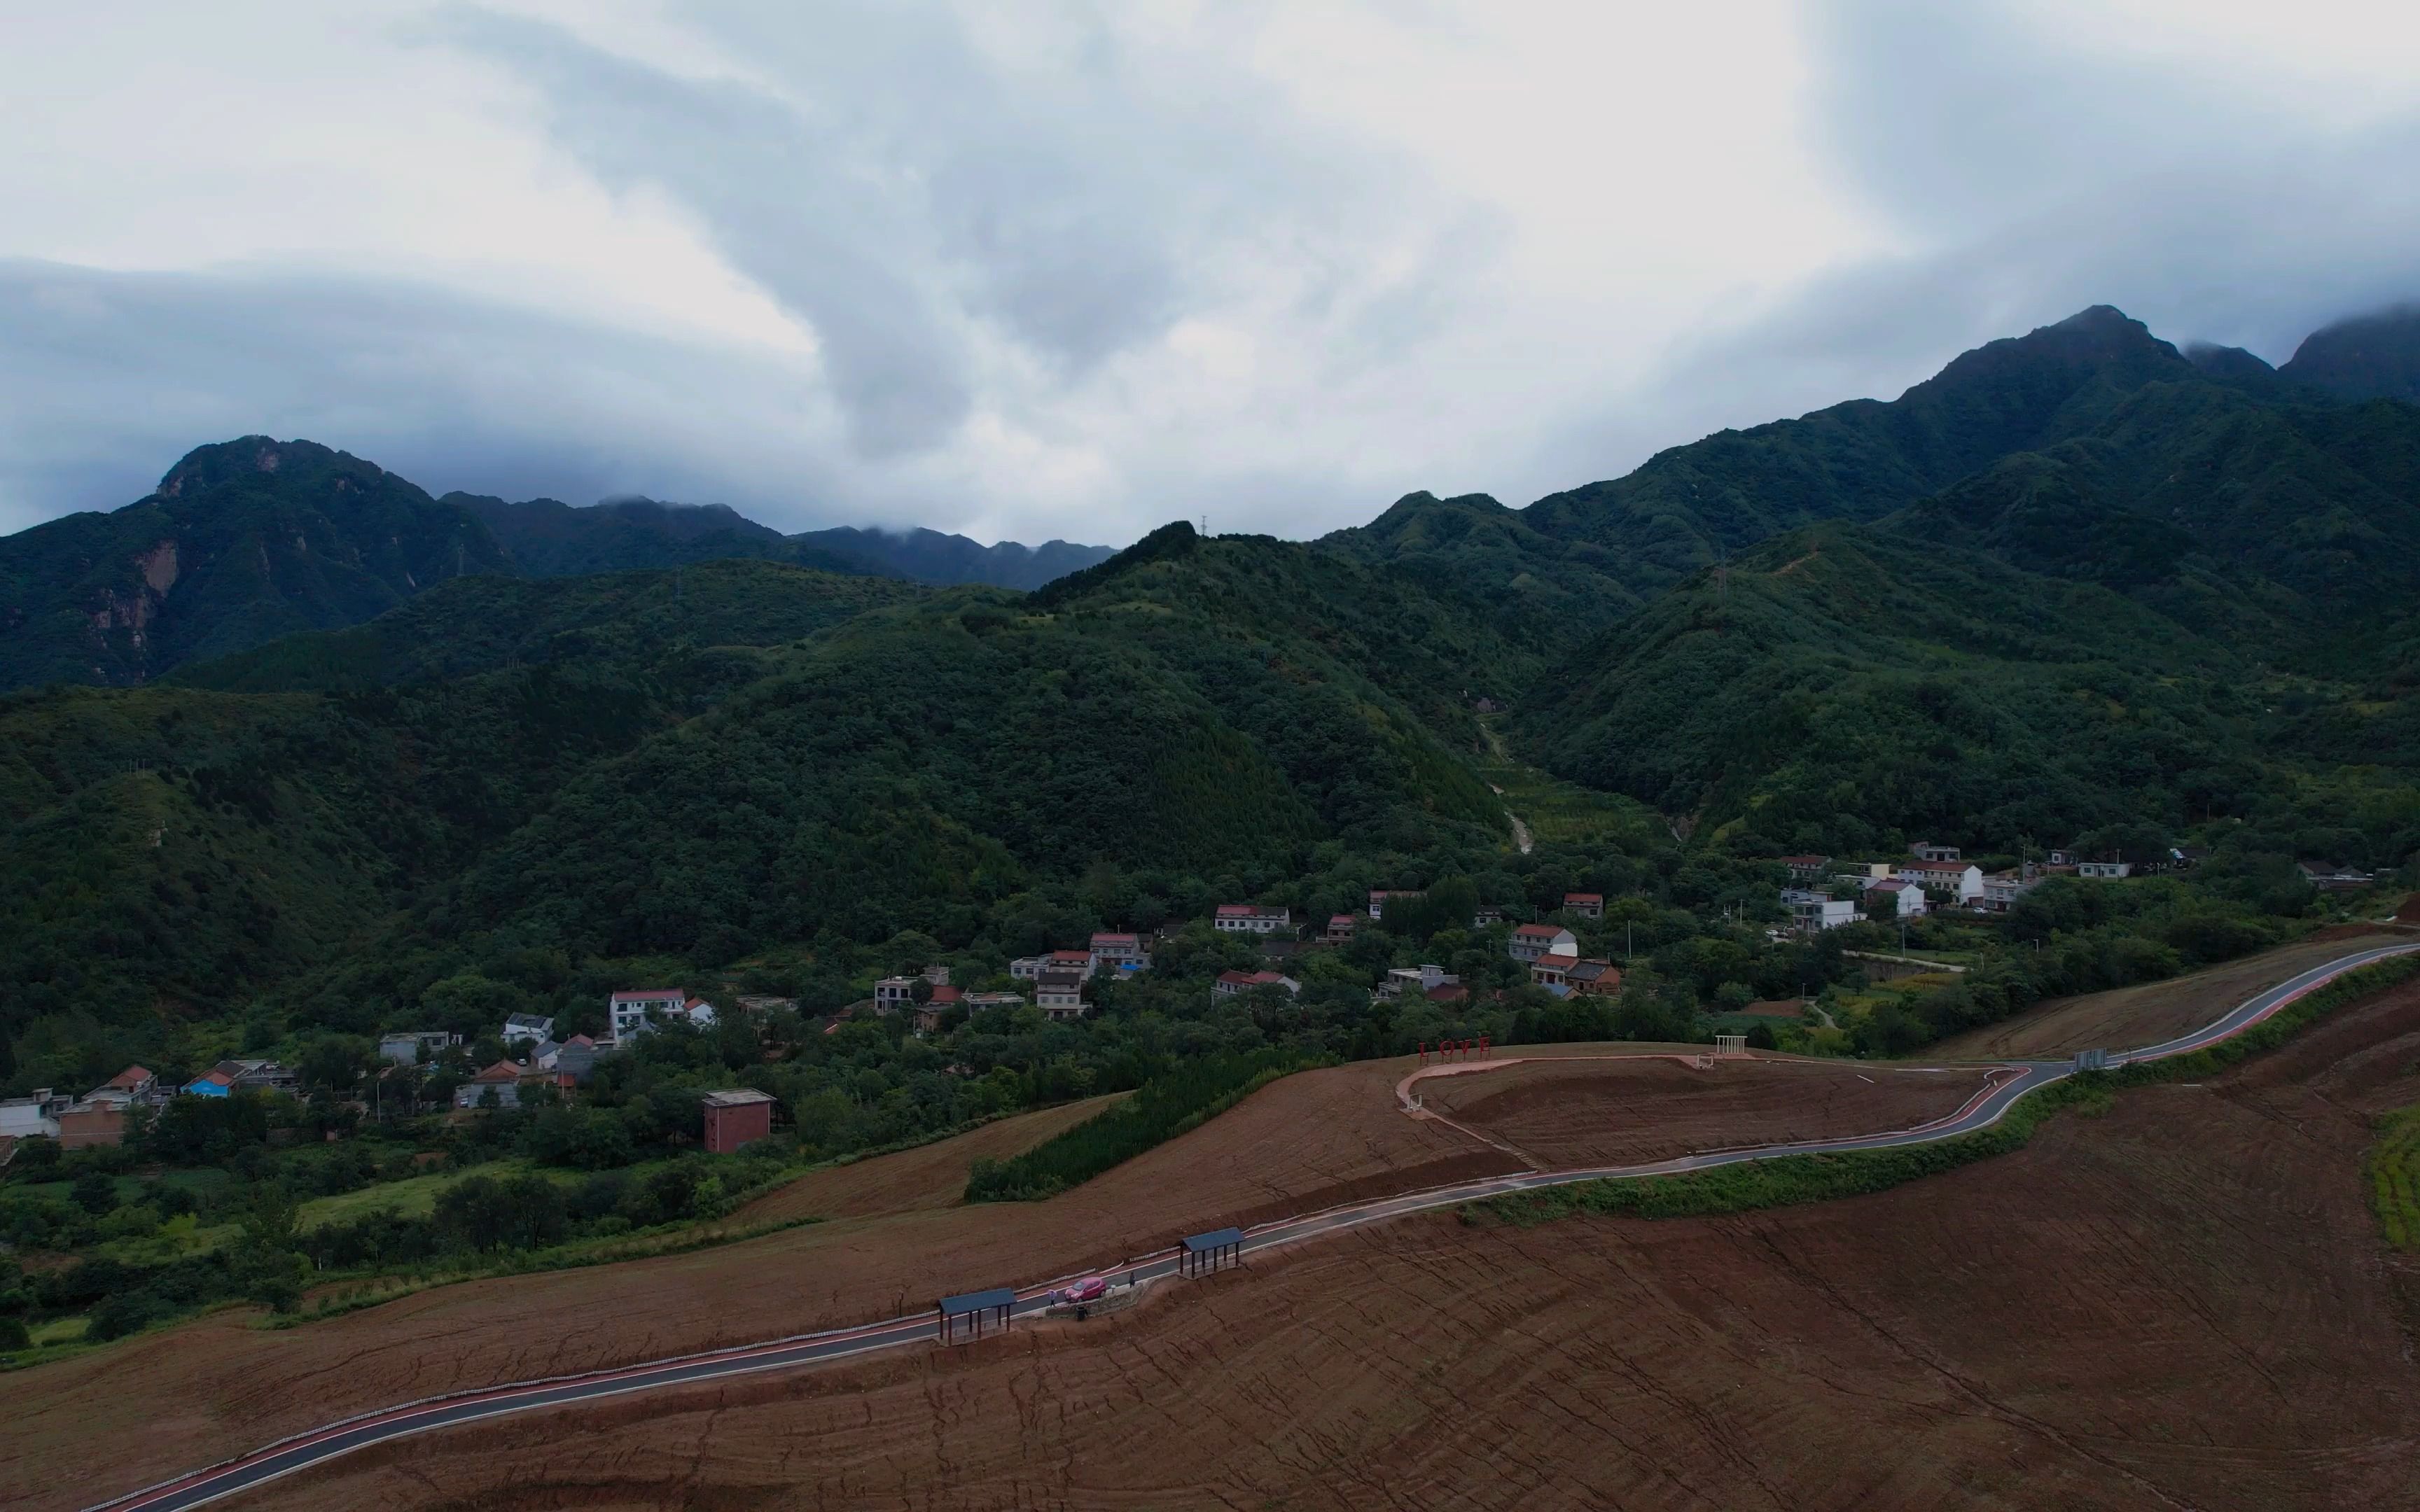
[[1057, 1275, 1108, 1305]]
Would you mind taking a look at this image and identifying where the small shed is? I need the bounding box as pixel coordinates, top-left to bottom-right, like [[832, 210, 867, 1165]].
[[937, 1286, 1017, 1343], [1180, 1226, 1244, 1278], [700, 1088, 777, 1154]]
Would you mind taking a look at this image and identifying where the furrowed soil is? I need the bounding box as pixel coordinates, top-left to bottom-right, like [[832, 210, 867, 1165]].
[[1420, 1056, 1993, 1168], [1929, 930, 2409, 1059], [234, 976, 2420, 1512], [734, 1093, 1123, 1224], [4, 1048, 1583, 1510]]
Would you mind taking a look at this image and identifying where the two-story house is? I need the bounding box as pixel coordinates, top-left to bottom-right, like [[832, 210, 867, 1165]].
[[1508, 923, 1579, 963], [1214, 904, 1292, 935], [1893, 859, 1984, 904]]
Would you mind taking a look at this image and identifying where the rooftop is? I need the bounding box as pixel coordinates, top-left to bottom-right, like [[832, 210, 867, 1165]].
[[700, 1088, 777, 1108]]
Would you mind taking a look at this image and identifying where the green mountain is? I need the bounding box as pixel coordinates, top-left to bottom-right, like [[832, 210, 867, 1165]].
[[3, 531, 1530, 1050], [1513, 524, 2260, 853], [0, 438, 512, 691], [1519, 305, 2205, 596], [452, 493, 866, 579], [793, 525, 1115, 592], [461, 493, 1114, 590], [1506, 304, 2420, 858], [1, 449, 1118, 695], [2280, 305, 2420, 403]]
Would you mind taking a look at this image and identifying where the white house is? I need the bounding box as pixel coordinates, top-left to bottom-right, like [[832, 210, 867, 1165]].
[[1910, 841, 1961, 862], [1894, 860, 1984, 904], [501, 1012, 556, 1046], [607, 990, 711, 1044], [1368, 890, 1423, 920], [1213, 969, 1301, 1000], [1090, 932, 1146, 971], [872, 977, 920, 1014], [1980, 868, 2044, 911], [1214, 904, 1291, 935], [1869, 879, 1928, 918], [1381, 964, 1456, 997], [1781, 888, 1857, 932], [1036, 972, 1087, 1020], [1508, 923, 1579, 963], [2078, 860, 2133, 880]]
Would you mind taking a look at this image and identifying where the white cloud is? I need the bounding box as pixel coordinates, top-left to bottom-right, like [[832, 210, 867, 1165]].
[[1, 0, 2417, 545]]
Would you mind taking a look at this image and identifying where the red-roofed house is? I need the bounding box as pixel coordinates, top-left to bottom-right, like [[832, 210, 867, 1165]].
[[1326, 913, 1357, 944], [1566, 959, 1622, 997], [1214, 904, 1291, 935], [1508, 923, 1578, 963], [1214, 969, 1302, 1000], [1531, 951, 1579, 987], [453, 1060, 526, 1110], [914, 985, 966, 1034], [1562, 892, 1604, 918], [1868, 878, 1928, 918], [1090, 932, 1145, 970]]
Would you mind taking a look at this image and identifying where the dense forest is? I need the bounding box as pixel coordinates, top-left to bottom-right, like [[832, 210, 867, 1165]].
[[4, 303, 2416, 1075]]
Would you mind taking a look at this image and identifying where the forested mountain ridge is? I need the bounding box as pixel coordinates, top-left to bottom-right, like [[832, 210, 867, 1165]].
[[460, 494, 1115, 589], [2, 531, 1534, 1055], [1, 447, 1115, 693], [793, 525, 1115, 591], [1326, 302, 2420, 862], [0, 438, 512, 692], [2281, 305, 2420, 403]]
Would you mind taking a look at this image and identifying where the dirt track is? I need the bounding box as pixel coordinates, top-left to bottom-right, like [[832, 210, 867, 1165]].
[[1929, 931, 2409, 1059], [231, 979, 2420, 1512], [1423, 1056, 1993, 1168]]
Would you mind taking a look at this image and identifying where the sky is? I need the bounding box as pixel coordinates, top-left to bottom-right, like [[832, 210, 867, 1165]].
[[4, 1, 2419, 546]]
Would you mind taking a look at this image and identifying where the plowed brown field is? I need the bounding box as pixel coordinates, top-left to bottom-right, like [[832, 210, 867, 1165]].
[[735, 1093, 1123, 1224], [1930, 930, 2409, 1059], [232, 976, 2420, 1512], [1422, 1056, 1992, 1167]]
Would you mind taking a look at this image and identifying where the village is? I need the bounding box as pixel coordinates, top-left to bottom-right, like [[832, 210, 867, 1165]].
[[1, 841, 2380, 1161]]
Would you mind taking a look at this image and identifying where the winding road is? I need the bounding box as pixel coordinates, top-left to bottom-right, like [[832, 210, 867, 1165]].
[[88, 943, 2419, 1512]]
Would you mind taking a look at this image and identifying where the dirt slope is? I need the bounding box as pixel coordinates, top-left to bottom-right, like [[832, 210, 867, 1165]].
[[0, 1051, 1531, 1510], [1929, 931, 2408, 1059], [1424, 1056, 1991, 1168], [240, 979, 2420, 1512], [735, 1093, 1123, 1224]]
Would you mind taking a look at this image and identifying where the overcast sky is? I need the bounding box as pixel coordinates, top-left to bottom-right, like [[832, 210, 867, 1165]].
[[5, 0, 2419, 545]]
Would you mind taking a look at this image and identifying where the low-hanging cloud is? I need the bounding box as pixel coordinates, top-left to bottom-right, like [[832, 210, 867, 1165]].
[[4, 1, 2419, 545]]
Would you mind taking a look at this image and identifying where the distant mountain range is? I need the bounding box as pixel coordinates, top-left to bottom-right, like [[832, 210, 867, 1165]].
[[0, 450, 1115, 690]]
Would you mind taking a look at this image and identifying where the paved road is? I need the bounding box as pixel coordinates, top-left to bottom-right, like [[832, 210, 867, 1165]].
[[89, 944, 2419, 1512]]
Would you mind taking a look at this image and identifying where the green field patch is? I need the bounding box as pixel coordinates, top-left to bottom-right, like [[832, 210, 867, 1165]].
[[2365, 1105, 2420, 1252]]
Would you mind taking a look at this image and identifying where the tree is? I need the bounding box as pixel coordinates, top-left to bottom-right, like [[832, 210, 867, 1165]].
[[70, 1170, 118, 1217], [298, 1033, 377, 1094]]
